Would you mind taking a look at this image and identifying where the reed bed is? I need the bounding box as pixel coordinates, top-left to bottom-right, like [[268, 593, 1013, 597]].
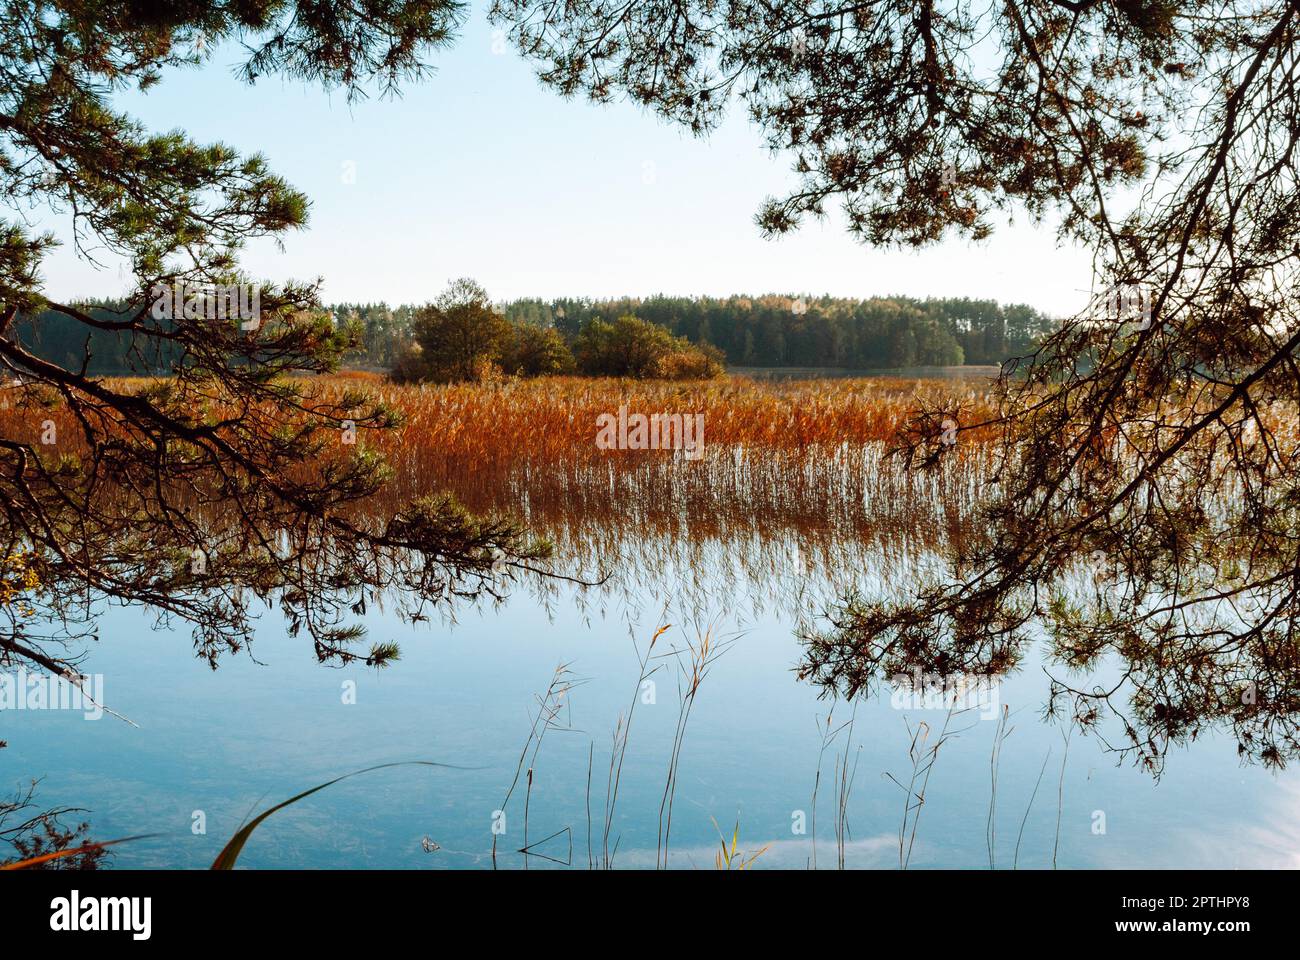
[[0, 371, 1002, 620], [349, 373, 999, 524], [344, 372, 1000, 614]]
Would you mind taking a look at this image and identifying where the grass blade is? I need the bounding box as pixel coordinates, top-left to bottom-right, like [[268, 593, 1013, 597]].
[[211, 761, 470, 870]]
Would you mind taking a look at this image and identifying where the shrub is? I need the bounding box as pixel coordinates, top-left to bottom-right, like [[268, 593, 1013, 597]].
[[573, 315, 721, 379], [406, 279, 512, 383], [654, 342, 726, 380], [388, 341, 426, 384], [393, 296, 722, 383], [501, 323, 575, 377]]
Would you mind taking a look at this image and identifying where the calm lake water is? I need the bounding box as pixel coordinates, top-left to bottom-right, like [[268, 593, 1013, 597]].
[[5, 535, 1296, 870], [3, 388, 1296, 870]]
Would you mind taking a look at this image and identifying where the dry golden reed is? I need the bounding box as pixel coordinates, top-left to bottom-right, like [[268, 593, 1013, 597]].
[[0, 371, 999, 616]]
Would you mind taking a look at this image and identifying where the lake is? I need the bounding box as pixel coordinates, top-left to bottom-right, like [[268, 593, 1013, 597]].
[[3, 375, 1296, 869]]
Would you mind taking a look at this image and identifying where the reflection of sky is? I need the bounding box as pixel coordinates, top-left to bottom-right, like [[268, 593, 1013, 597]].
[[3, 571, 1296, 869]]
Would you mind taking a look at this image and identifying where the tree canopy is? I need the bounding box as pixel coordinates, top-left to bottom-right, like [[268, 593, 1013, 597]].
[[0, 1, 556, 679]]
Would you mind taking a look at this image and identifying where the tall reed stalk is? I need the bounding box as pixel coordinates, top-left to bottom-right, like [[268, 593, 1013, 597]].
[[656, 618, 733, 868]]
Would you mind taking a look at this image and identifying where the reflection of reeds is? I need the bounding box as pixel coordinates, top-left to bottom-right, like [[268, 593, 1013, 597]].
[[1054, 727, 1071, 870], [602, 622, 666, 869], [805, 706, 863, 870], [833, 714, 861, 870], [656, 618, 732, 868], [1013, 748, 1053, 870], [809, 712, 847, 869], [493, 617, 739, 870], [492, 663, 584, 869], [987, 704, 1012, 870], [884, 708, 973, 869]]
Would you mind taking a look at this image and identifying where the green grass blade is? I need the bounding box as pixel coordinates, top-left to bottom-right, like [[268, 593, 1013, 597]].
[[210, 761, 471, 870]]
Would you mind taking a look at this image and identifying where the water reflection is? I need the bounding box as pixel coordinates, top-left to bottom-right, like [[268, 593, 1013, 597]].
[[4, 384, 1299, 868]]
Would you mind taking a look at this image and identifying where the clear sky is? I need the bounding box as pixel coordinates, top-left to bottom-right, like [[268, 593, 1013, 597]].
[[36, 7, 1095, 316]]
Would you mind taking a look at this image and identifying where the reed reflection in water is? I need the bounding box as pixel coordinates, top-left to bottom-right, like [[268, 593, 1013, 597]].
[[7, 373, 1298, 869]]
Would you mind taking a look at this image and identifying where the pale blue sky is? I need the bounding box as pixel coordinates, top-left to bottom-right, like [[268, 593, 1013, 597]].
[[37, 8, 1093, 315]]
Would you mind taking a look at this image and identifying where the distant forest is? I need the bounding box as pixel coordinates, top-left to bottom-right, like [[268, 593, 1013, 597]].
[[347, 294, 1056, 370], [13, 294, 1056, 374]]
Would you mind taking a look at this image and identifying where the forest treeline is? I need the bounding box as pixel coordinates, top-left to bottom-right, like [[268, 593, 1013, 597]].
[[12, 293, 1055, 375], [353, 293, 1055, 372]]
